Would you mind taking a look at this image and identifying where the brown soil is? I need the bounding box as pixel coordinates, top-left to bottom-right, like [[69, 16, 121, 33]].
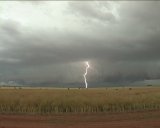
[[0, 111, 160, 128]]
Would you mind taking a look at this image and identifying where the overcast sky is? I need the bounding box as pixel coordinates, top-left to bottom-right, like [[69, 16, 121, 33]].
[[0, 1, 160, 86]]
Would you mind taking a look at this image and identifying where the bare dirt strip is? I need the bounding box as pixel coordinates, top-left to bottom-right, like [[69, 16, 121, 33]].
[[0, 110, 160, 128]]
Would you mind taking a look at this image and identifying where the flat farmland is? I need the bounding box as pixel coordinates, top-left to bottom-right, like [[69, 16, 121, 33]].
[[0, 87, 160, 113], [0, 87, 160, 128]]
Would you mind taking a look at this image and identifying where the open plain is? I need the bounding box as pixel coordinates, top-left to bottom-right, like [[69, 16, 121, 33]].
[[0, 87, 160, 128]]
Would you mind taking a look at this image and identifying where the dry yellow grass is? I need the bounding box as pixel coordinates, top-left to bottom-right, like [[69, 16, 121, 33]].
[[0, 87, 160, 114]]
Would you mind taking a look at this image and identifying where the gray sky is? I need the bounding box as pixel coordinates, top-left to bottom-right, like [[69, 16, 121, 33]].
[[0, 1, 160, 86]]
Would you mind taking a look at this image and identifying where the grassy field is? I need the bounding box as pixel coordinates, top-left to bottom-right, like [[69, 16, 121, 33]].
[[0, 87, 160, 114]]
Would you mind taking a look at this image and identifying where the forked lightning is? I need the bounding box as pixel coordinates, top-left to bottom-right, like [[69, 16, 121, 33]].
[[83, 61, 90, 88]]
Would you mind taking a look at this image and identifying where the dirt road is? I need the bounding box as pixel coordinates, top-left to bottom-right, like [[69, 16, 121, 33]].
[[0, 111, 160, 128]]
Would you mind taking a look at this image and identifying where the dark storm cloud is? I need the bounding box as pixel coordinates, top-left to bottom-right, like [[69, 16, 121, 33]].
[[1, 1, 160, 85]]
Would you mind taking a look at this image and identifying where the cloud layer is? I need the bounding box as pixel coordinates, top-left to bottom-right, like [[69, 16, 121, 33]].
[[0, 1, 160, 86]]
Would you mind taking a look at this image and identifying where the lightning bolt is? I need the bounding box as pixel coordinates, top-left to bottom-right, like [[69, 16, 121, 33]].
[[83, 61, 90, 88]]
